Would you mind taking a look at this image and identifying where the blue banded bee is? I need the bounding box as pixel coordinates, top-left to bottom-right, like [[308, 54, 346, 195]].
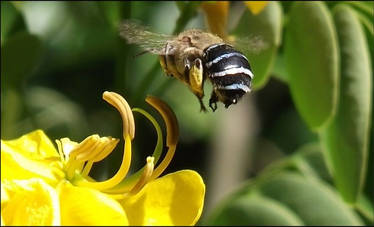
[[119, 20, 256, 112]]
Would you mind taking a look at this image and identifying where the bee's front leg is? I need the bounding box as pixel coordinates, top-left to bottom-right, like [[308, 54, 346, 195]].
[[188, 58, 207, 112]]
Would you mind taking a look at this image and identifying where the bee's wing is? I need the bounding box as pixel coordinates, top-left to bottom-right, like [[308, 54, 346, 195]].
[[228, 35, 269, 55], [119, 20, 175, 55]]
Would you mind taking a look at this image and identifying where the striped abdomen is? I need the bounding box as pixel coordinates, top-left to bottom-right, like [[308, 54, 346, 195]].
[[203, 43, 253, 109]]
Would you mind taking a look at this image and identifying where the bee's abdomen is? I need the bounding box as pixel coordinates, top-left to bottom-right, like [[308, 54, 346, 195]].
[[203, 43, 253, 92]]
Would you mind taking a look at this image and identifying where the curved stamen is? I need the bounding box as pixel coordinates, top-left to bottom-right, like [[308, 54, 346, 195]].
[[103, 108, 164, 194], [146, 96, 179, 147], [103, 91, 135, 140], [129, 156, 154, 194], [73, 92, 134, 190], [74, 133, 132, 190], [145, 96, 179, 180]]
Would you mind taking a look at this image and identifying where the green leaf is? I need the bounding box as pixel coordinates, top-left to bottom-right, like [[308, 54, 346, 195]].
[[1, 32, 43, 89], [206, 192, 304, 226], [344, 1, 374, 21], [96, 2, 121, 29], [232, 1, 283, 90], [205, 170, 364, 225], [258, 172, 363, 225], [272, 53, 288, 83], [352, 7, 374, 69], [1, 88, 23, 139], [292, 143, 332, 183], [356, 194, 374, 224], [284, 2, 339, 131], [173, 1, 201, 34], [1, 1, 26, 43], [320, 4, 372, 204]]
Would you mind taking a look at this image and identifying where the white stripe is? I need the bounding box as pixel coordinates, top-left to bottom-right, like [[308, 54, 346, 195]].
[[211, 67, 254, 78], [218, 83, 251, 92], [205, 43, 226, 53], [206, 52, 248, 68]]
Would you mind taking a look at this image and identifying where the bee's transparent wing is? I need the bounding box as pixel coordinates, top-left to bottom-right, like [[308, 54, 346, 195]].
[[228, 34, 269, 55], [119, 20, 175, 55]]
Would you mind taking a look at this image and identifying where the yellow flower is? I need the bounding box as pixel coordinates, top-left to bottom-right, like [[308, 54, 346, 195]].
[[244, 1, 269, 15], [201, 1, 269, 39], [1, 91, 205, 226]]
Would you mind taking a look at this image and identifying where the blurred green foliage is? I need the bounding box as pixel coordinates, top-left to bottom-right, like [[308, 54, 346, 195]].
[[1, 1, 373, 225]]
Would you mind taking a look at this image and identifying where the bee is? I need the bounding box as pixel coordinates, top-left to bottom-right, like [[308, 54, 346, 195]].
[[119, 20, 256, 112]]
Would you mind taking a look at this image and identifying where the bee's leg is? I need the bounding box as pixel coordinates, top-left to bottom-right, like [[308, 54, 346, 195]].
[[159, 55, 173, 77], [189, 59, 203, 94], [195, 94, 207, 112], [183, 58, 191, 81], [209, 91, 218, 112], [188, 58, 206, 112]]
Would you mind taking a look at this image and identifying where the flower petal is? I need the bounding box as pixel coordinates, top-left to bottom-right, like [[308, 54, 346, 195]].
[[121, 170, 205, 226], [1, 130, 64, 185], [3, 129, 59, 159], [58, 181, 128, 225], [201, 1, 230, 39], [1, 178, 60, 225], [245, 1, 268, 15]]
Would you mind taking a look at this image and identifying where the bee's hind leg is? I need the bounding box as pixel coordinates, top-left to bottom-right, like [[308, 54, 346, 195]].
[[209, 91, 218, 112]]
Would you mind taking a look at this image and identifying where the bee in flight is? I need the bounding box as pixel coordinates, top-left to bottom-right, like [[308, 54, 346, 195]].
[[119, 20, 256, 112]]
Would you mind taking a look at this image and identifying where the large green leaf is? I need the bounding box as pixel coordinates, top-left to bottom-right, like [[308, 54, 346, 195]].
[[284, 2, 339, 131], [291, 143, 332, 183], [258, 172, 363, 225], [1, 1, 26, 43], [320, 4, 372, 204], [206, 192, 304, 226], [205, 171, 363, 225], [232, 1, 283, 90]]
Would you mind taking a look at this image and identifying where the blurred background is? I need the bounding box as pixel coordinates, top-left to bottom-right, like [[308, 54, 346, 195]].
[[1, 1, 373, 225]]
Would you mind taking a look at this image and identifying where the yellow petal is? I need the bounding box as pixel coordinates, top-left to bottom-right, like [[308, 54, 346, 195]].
[[59, 181, 128, 225], [1, 178, 60, 225], [201, 1, 230, 39], [1, 182, 9, 205], [2, 129, 60, 159], [1, 130, 64, 185], [245, 1, 268, 15], [121, 170, 205, 226]]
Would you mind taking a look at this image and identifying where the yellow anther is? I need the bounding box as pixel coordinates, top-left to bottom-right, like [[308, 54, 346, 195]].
[[130, 156, 155, 194], [91, 138, 119, 162], [74, 125, 132, 191], [81, 138, 119, 176], [145, 96, 179, 147], [69, 135, 100, 159], [145, 96, 179, 180], [103, 91, 135, 140]]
